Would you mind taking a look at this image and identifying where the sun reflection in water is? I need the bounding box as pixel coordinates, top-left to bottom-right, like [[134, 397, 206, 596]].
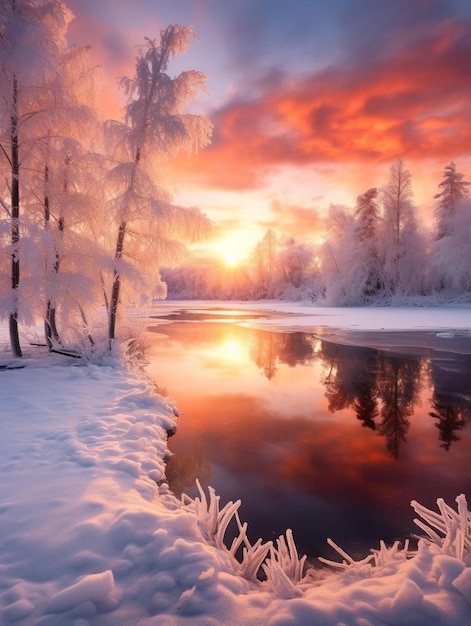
[[219, 336, 245, 362]]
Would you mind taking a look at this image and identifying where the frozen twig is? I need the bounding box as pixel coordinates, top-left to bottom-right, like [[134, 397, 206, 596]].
[[411, 494, 471, 561], [371, 539, 415, 567], [192, 479, 242, 551], [263, 529, 307, 597], [319, 536, 414, 573], [187, 480, 272, 582], [237, 534, 272, 582], [318, 538, 374, 571], [265, 529, 307, 582]]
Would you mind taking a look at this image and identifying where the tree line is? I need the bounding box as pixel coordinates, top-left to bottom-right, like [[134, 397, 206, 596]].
[[0, 1, 212, 358], [164, 159, 471, 303], [320, 159, 470, 304]]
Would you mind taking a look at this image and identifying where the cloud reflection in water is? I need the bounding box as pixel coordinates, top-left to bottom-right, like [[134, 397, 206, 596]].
[[146, 318, 471, 561]]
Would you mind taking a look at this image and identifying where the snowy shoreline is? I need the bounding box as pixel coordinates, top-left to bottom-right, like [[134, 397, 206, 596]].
[[149, 298, 471, 330], [150, 300, 471, 353], [1, 304, 471, 625]]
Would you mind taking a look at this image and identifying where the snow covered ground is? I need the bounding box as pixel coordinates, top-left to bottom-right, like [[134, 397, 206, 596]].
[[1, 302, 471, 625]]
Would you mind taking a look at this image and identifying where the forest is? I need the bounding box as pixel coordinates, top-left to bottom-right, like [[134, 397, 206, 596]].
[[1, 1, 470, 360]]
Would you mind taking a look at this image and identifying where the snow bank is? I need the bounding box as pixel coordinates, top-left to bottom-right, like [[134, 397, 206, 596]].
[[1, 308, 471, 624]]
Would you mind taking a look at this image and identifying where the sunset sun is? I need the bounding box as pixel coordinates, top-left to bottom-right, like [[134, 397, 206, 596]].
[[221, 249, 244, 268]]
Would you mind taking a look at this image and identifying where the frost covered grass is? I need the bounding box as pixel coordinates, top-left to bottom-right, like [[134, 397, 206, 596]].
[[1, 306, 471, 624]]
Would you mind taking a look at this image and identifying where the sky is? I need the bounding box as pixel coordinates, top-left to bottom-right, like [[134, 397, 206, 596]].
[[66, 0, 471, 265]]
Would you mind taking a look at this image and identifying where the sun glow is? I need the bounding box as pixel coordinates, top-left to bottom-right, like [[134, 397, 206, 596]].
[[221, 337, 243, 358], [214, 335, 248, 368], [221, 249, 245, 268]]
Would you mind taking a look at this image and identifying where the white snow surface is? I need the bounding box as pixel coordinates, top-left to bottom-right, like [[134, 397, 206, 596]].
[[1, 302, 471, 625]]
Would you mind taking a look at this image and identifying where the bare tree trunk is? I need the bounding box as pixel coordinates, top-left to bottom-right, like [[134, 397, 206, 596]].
[[49, 215, 64, 343], [9, 76, 22, 357], [108, 146, 142, 347]]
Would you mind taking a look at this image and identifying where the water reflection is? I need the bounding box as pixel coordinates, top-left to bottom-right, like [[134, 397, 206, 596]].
[[429, 351, 471, 451], [250, 331, 314, 379], [248, 331, 471, 457], [145, 316, 471, 561], [319, 343, 424, 459]]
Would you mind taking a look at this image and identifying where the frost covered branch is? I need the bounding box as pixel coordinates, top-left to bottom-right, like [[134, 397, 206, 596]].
[[263, 529, 307, 598], [193, 479, 242, 552], [187, 480, 272, 582], [371, 539, 415, 568], [318, 536, 414, 575], [411, 494, 471, 562], [318, 538, 374, 572]]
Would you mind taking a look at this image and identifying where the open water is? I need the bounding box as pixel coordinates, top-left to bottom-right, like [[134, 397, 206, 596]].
[[145, 307, 471, 565]]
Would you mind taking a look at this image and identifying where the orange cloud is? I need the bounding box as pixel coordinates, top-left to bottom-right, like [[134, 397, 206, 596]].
[[266, 200, 324, 238], [179, 18, 471, 191]]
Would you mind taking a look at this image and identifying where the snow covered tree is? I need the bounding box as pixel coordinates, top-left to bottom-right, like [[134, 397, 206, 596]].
[[105, 26, 212, 345], [379, 159, 427, 297], [431, 163, 471, 293], [320, 204, 362, 304], [320, 190, 383, 305], [27, 43, 101, 350], [278, 237, 314, 290], [321, 200, 380, 306], [355, 187, 379, 242], [247, 229, 279, 298], [0, 0, 73, 356], [353, 187, 382, 298], [434, 162, 470, 240], [37, 141, 105, 349]]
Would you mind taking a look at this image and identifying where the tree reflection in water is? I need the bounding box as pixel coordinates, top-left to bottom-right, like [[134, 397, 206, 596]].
[[246, 328, 470, 457], [428, 351, 471, 451], [148, 316, 471, 561], [430, 402, 467, 451], [249, 330, 314, 379]]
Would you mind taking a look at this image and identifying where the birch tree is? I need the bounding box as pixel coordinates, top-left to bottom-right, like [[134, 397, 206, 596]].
[[0, 0, 73, 356], [32, 45, 100, 349], [105, 26, 212, 345]]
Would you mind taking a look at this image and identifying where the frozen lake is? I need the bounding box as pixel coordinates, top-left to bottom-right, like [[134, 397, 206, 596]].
[[144, 307, 471, 565]]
